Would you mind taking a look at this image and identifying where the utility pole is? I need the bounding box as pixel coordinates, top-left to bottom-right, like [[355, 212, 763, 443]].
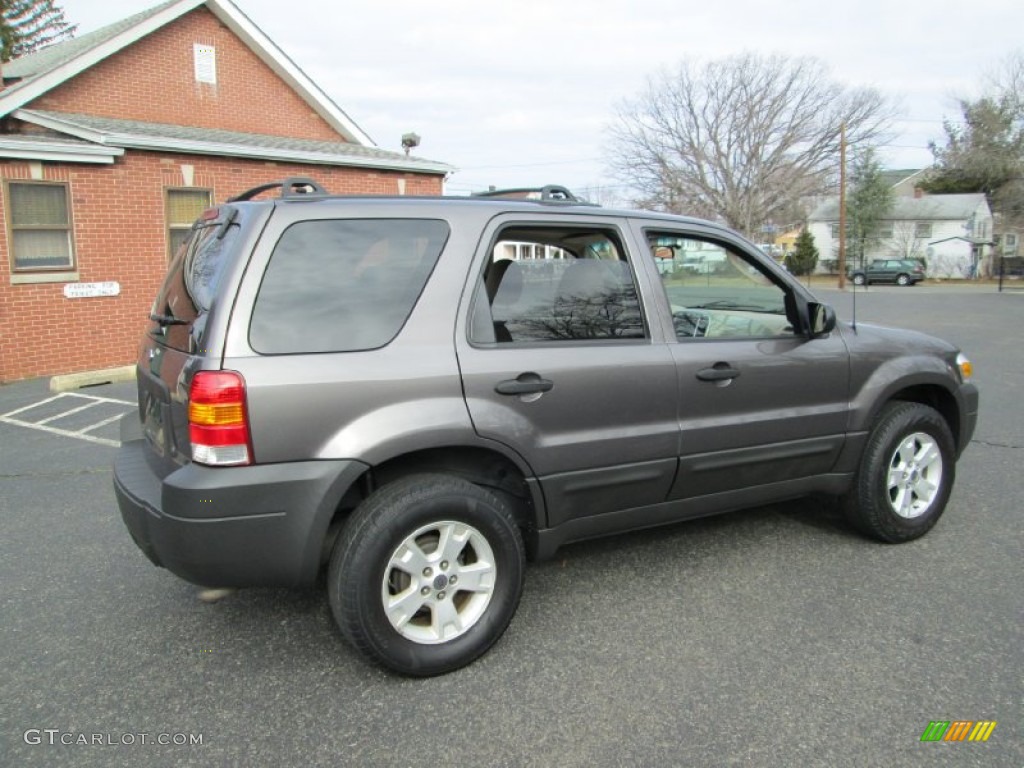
[[837, 122, 847, 290]]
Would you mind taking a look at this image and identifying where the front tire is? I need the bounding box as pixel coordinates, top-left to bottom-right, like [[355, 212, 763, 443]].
[[328, 474, 525, 676], [852, 273, 866, 286], [842, 402, 955, 542]]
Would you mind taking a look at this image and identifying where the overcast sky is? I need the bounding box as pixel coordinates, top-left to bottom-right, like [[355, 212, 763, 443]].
[[67, 0, 1022, 198]]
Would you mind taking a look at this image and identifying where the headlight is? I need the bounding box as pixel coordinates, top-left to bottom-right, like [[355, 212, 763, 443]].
[[956, 352, 973, 381]]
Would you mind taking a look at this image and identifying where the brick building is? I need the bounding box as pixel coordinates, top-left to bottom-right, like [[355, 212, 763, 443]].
[[0, 0, 451, 381]]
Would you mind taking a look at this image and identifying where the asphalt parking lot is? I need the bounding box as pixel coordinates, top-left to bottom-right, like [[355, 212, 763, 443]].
[[1, 286, 1021, 767]]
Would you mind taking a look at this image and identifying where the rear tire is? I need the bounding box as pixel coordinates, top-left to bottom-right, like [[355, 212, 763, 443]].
[[896, 273, 910, 286], [328, 473, 525, 676], [842, 402, 955, 543]]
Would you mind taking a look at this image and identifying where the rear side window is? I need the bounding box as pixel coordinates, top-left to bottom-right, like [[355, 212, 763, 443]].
[[249, 219, 449, 354]]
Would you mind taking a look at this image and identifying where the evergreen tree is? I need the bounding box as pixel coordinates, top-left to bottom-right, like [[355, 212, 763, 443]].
[[846, 147, 893, 269], [923, 74, 1024, 227], [1, 0, 76, 62], [785, 229, 819, 276]]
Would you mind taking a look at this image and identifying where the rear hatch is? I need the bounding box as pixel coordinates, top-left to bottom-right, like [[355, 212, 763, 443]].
[[136, 204, 256, 475]]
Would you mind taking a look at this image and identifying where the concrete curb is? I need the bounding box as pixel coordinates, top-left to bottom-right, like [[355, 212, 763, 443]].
[[49, 366, 136, 392]]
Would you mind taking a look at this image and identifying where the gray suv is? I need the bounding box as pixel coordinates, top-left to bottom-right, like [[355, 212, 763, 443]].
[[114, 180, 978, 676]]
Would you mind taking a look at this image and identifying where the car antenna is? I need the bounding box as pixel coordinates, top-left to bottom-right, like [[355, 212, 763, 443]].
[[851, 271, 857, 332]]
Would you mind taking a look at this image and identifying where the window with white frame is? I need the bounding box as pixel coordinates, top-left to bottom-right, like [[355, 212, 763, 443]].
[[6, 181, 75, 271], [166, 188, 212, 259], [915, 221, 933, 239]]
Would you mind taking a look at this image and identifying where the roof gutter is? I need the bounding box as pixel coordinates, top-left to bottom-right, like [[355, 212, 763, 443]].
[[111, 134, 453, 173], [0, 138, 123, 163]]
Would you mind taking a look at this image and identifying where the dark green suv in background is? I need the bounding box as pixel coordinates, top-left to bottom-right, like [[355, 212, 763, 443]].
[[848, 258, 926, 286], [113, 180, 978, 676]]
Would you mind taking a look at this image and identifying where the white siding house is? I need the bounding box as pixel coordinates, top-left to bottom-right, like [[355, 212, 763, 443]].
[[808, 193, 994, 278]]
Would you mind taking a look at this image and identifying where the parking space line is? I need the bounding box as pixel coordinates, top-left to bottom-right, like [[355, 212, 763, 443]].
[[0, 419, 122, 447], [0, 392, 136, 447], [78, 412, 132, 434], [0, 393, 68, 418], [61, 392, 136, 406], [35, 400, 103, 425]]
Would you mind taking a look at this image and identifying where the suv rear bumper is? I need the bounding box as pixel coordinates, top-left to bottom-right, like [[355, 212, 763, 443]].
[[113, 436, 368, 588]]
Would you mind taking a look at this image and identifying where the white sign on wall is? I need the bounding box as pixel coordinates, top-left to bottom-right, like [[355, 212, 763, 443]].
[[63, 281, 121, 299]]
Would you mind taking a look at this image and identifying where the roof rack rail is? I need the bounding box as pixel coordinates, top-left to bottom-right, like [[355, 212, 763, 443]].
[[227, 177, 328, 202], [471, 185, 596, 205]]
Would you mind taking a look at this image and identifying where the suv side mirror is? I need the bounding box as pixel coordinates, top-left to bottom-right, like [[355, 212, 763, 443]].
[[809, 302, 836, 337]]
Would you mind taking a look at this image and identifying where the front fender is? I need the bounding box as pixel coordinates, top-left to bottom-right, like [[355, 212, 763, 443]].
[[848, 354, 968, 435]]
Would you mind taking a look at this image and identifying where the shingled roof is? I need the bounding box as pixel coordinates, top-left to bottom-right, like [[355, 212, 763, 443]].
[[15, 110, 452, 173], [3, 1, 180, 82], [0, 0, 451, 175], [809, 193, 989, 222]]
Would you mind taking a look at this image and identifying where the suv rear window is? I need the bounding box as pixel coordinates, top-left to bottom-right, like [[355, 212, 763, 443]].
[[150, 209, 242, 352], [249, 218, 449, 354]]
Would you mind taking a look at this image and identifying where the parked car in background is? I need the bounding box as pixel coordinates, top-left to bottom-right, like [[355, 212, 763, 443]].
[[848, 259, 925, 286], [680, 250, 728, 275]]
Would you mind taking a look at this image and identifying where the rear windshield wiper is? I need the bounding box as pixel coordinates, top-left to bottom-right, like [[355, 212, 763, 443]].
[[150, 312, 189, 326]]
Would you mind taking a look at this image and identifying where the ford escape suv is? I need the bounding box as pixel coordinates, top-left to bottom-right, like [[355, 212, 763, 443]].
[[114, 179, 978, 676]]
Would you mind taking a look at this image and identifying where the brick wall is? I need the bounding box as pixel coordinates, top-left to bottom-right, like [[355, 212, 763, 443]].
[[0, 153, 443, 381], [30, 7, 344, 142]]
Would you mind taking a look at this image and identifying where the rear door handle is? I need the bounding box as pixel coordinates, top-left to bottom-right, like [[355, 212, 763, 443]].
[[696, 364, 740, 382], [495, 372, 554, 395]]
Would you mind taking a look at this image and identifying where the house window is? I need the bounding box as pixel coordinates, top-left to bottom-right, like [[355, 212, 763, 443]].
[[166, 188, 212, 259], [829, 223, 853, 239], [915, 222, 933, 239], [873, 223, 894, 239], [6, 181, 75, 271]]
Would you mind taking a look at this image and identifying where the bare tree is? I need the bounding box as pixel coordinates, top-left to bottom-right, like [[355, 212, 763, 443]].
[[576, 184, 627, 208], [987, 49, 1023, 113], [606, 53, 893, 238], [887, 221, 926, 261]]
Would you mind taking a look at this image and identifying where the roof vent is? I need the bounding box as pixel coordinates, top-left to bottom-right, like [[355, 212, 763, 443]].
[[194, 44, 216, 84]]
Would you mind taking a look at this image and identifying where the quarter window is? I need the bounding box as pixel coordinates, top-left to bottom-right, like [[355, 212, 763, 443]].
[[166, 189, 212, 260], [6, 181, 74, 271], [250, 219, 449, 354]]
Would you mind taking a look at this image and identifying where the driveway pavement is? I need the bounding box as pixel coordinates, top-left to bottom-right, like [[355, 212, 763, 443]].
[[1, 287, 1021, 767]]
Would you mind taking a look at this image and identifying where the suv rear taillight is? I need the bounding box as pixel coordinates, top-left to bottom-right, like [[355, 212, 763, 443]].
[[188, 371, 252, 466]]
